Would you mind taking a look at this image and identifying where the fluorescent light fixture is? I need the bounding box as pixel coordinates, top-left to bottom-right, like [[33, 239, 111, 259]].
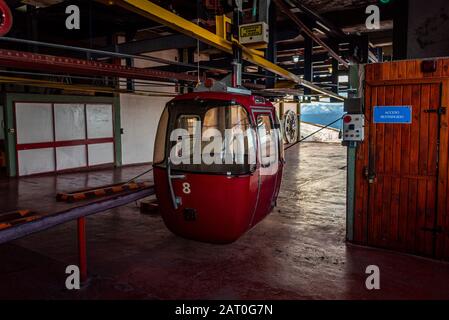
[[316, 21, 331, 32], [313, 28, 326, 36]]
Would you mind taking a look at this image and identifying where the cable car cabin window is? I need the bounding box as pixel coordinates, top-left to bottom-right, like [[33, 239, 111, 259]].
[[153, 106, 169, 165], [257, 114, 277, 168], [174, 115, 201, 164], [166, 101, 256, 175]]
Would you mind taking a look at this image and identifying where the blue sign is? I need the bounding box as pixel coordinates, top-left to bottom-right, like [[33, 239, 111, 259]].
[[373, 106, 412, 124]]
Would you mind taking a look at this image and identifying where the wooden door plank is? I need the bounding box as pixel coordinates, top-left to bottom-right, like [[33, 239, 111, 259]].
[[354, 83, 371, 243], [390, 85, 403, 245], [406, 60, 417, 79], [367, 86, 376, 243], [399, 85, 412, 247], [419, 85, 430, 176], [426, 179, 437, 254], [442, 60, 449, 77], [373, 87, 386, 246], [382, 63, 391, 81], [416, 179, 428, 255], [379, 86, 395, 245], [417, 84, 432, 255], [398, 61, 407, 80], [389, 61, 399, 80], [437, 81, 449, 259], [406, 84, 422, 250], [425, 84, 441, 255], [427, 84, 440, 176]]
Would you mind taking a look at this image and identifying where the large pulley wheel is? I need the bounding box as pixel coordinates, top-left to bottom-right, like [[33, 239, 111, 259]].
[[283, 110, 298, 144], [0, 0, 13, 37]]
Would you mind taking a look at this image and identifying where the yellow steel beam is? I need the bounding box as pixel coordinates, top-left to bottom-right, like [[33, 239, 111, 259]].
[[104, 0, 345, 101]]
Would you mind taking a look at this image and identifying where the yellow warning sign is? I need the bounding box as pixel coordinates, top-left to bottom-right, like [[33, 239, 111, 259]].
[[240, 24, 263, 38]]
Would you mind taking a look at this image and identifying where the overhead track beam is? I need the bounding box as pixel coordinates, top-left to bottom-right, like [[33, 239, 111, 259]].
[[103, 0, 345, 101], [0, 49, 202, 83], [272, 0, 349, 69]]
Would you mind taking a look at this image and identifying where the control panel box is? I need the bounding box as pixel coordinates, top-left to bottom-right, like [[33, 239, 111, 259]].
[[343, 114, 365, 142], [239, 22, 269, 45]]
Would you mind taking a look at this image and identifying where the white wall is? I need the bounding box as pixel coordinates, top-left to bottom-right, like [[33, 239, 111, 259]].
[[119, 48, 182, 165], [120, 94, 171, 165]]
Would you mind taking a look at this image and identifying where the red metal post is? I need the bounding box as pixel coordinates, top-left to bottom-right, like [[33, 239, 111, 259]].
[[77, 217, 88, 283]]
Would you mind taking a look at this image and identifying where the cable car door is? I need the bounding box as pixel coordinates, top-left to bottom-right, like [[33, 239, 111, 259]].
[[166, 114, 199, 211], [252, 110, 281, 225]]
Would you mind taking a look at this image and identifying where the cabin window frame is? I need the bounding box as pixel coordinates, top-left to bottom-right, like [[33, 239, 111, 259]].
[[154, 99, 257, 176]]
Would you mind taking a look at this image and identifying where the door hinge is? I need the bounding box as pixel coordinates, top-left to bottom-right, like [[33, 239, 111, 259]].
[[424, 107, 446, 115]]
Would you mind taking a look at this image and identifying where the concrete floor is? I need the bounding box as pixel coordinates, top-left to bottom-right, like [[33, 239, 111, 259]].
[[1, 142, 449, 300]]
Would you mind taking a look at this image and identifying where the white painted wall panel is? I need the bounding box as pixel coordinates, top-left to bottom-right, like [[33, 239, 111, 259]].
[[54, 104, 85, 141], [120, 94, 169, 165], [16, 103, 53, 144], [56, 145, 87, 170], [18, 148, 55, 176], [86, 104, 113, 139], [88, 143, 114, 166]]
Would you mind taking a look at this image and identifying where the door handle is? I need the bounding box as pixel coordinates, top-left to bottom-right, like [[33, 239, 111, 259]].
[[167, 158, 182, 210], [364, 166, 376, 184], [424, 107, 446, 115]]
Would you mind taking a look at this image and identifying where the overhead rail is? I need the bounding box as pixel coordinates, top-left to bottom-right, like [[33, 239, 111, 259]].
[[0, 37, 271, 79], [0, 49, 202, 83], [102, 0, 345, 101]]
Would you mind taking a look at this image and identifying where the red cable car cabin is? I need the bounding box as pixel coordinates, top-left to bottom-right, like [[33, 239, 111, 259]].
[[153, 91, 284, 244]]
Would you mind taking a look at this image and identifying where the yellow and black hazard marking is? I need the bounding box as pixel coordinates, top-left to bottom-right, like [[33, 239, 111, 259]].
[[0, 210, 41, 230], [56, 181, 151, 203]]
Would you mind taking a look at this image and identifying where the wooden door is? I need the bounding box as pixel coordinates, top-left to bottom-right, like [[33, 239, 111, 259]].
[[354, 60, 449, 260], [364, 83, 441, 257]]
